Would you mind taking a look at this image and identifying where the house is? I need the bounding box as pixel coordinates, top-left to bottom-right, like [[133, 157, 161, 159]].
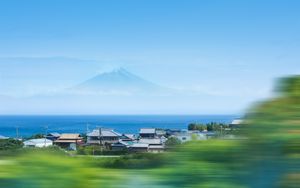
[[139, 128, 156, 138], [46, 132, 60, 141], [229, 119, 244, 128], [165, 129, 182, 137], [120, 134, 136, 141], [111, 141, 131, 151], [128, 143, 149, 152], [87, 128, 121, 145], [172, 131, 208, 143], [155, 129, 167, 138], [0, 135, 9, 140], [148, 145, 165, 153], [139, 138, 162, 145], [54, 133, 83, 150], [23, 138, 53, 148]]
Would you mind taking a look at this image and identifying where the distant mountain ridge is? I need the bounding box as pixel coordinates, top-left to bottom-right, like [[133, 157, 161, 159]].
[[69, 68, 169, 95]]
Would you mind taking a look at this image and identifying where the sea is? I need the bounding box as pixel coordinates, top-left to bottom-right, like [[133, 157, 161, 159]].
[[0, 115, 238, 138]]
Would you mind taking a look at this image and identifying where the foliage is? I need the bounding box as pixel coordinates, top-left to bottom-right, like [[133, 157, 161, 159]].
[[188, 122, 230, 132], [77, 145, 129, 156], [27, 133, 45, 139], [165, 137, 181, 147], [0, 138, 23, 150], [0, 150, 122, 188]]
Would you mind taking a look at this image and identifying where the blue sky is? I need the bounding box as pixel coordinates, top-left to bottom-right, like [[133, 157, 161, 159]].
[[0, 0, 300, 114]]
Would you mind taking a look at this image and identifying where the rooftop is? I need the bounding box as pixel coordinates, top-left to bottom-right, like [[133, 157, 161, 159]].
[[139, 128, 156, 134], [139, 138, 162, 145], [58, 134, 82, 140], [87, 129, 122, 137], [24, 138, 53, 145], [230, 119, 243, 125], [47, 132, 61, 137]]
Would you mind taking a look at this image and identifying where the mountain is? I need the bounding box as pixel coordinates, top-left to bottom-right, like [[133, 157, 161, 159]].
[[69, 68, 169, 95]]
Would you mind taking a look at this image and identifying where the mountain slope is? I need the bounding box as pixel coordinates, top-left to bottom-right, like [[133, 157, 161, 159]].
[[69, 68, 169, 95]]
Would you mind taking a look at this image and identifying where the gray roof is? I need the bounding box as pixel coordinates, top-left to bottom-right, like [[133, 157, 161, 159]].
[[130, 143, 149, 148], [111, 141, 131, 147], [122, 134, 136, 140], [139, 138, 162, 145], [148, 145, 164, 149], [24, 138, 53, 145], [87, 129, 122, 137], [47, 132, 61, 137], [139, 128, 156, 134]]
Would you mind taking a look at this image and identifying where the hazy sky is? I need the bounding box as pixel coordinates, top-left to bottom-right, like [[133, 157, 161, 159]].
[[0, 0, 300, 114]]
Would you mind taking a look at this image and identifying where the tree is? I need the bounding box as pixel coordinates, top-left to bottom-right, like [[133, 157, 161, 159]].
[[0, 138, 23, 150], [165, 137, 181, 148]]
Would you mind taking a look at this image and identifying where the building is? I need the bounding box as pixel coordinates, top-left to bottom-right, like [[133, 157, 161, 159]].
[[139, 128, 156, 138], [139, 138, 162, 145], [128, 143, 149, 152], [111, 141, 131, 151], [87, 128, 121, 145], [229, 119, 244, 128], [46, 132, 61, 141], [54, 133, 83, 150], [148, 145, 165, 153], [155, 129, 167, 138], [120, 134, 136, 141], [172, 131, 208, 143], [23, 138, 53, 148]]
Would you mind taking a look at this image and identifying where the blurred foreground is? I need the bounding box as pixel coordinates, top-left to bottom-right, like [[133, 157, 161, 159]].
[[2, 76, 300, 188]]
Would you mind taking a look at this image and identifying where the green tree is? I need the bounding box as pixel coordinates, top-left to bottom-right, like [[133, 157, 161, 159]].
[[165, 137, 181, 148], [0, 138, 23, 150]]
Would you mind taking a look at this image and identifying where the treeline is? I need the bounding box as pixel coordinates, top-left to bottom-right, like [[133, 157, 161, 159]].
[[188, 122, 230, 131]]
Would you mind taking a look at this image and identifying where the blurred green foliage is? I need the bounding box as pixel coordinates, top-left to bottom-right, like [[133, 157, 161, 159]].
[[0, 139, 23, 151], [188, 122, 229, 132]]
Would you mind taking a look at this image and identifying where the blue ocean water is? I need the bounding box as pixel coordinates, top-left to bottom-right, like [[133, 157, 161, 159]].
[[0, 115, 238, 138]]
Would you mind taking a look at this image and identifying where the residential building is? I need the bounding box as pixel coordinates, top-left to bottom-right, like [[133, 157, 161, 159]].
[[229, 119, 244, 128], [129, 143, 149, 152], [23, 138, 53, 148], [139, 128, 156, 138], [120, 134, 136, 141], [87, 128, 121, 145], [54, 133, 83, 150], [46, 132, 60, 141]]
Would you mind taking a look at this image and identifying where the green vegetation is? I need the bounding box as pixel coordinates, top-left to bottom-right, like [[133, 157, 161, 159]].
[[77, 145, 129, 155], [165, 137, 181, 148], [188, 122, 230, 132], [0, 139, 23, 156], [26, 133, 45, 139]]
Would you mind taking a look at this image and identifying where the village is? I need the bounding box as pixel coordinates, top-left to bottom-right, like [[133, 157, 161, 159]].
[[0, 119, 242, 154]]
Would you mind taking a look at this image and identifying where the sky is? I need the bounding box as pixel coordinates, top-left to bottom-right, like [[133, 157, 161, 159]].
[[0, 0, 300, 114]]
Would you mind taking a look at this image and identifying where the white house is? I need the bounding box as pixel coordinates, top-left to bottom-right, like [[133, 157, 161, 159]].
[[23, 138, 53, 148], [139, 128, 156, 138], [229, 119, 244, 128]]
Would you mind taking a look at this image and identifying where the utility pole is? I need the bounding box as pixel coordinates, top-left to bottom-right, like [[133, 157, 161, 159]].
[[44, 125, 48, 147], [98, 126, 102, 146], [97, 126, 103, 154], [220, 126, 223, 138]]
